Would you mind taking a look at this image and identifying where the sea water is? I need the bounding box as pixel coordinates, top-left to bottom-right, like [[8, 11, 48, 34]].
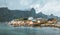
[[0, 22, 60, 35]]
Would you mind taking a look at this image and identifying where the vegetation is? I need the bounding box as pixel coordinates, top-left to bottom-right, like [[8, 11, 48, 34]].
[[14, 18, 28, 21]]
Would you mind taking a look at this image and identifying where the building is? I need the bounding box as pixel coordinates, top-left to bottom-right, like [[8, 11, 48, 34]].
[[47, 18, 57, 24]]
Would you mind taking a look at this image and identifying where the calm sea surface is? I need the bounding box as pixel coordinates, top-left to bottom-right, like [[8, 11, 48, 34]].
[[0, 22, 60, 35]]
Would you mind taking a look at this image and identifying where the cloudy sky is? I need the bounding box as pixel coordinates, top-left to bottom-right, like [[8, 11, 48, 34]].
[[0, 0, 60, 17]]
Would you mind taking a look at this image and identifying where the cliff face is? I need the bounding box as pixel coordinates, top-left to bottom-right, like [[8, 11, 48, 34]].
[[10, 8, 36, 18], [0, 7, 12, 22], [0, 7, 36, 22], [0, 7, 60, 22]]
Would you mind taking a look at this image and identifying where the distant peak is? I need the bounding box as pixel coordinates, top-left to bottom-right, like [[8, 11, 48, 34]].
[[0, 7, 8, 9]]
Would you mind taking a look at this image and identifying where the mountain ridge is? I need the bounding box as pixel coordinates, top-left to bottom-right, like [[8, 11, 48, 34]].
[[0, 7, 60, 22]]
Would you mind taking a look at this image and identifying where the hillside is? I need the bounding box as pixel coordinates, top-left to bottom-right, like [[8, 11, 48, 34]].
[[0, 7, 60, 22]]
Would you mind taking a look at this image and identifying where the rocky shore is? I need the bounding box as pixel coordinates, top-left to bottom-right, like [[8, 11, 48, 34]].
[[8, 19, 60, 28]]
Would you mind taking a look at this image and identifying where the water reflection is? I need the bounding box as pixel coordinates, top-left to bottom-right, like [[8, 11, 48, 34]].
[[0, 22, 60, 35]]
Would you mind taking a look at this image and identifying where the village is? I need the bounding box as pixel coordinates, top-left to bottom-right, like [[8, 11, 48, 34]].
[[8, 17, 60, 28]]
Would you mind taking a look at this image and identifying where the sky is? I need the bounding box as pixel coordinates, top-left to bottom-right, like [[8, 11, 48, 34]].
[[0, 0, 60, 17]]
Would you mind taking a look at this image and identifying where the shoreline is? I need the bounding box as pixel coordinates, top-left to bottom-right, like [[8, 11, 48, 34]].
[[10, 24, 60, 29]]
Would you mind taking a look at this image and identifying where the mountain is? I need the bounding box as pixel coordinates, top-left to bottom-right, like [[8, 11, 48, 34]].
[[0, 7, 36, 22], [36, 12, 48, 19], [0, 7, 60, 22], [48, 14, 60, 21], [0, 7, 12, 22], [37, 12, 60, 21]]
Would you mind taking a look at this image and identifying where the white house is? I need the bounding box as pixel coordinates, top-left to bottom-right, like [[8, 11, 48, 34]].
[[28, 17, 33, 20]]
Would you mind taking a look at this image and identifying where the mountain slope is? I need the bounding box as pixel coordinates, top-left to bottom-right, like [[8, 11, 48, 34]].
[[0, 7, 60, 22]]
